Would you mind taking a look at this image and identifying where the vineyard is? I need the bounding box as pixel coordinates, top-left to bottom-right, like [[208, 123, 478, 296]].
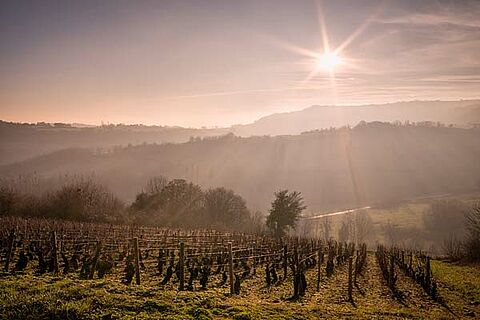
[[1, 216, 479, 319]]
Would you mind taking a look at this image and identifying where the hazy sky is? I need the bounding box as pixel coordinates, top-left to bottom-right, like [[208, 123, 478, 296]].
[[1, 0, 480, 127]]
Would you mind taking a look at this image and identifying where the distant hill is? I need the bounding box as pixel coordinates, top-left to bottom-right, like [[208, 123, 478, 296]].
[[0, 121, 228, 165], [2, 122, 479, 213], [231, 100, 480, 136], [1, 100, 479, 165]]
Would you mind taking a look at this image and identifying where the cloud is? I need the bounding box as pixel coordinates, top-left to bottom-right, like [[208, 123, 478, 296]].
[[378, 12, 480, 29]]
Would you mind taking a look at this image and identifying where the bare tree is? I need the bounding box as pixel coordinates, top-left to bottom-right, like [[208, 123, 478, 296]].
[[338, 214, 356, 243], [0, 183, 17, 216], [249, 210, 265, 234], [320, 216, 332, 242], [354, 211, 374, 244], [45, 176, 124, 222], [144, 176, 168, 195], [442, 235, 463, 261], [338, 220, 349, 243], [464, 203, 480, 261], [203, 187, 250, 230], [383, 221, 398, 247], [424, 199, 468, 242]]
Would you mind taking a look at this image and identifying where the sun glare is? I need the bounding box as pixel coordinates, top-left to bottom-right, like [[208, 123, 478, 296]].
[[317, 52, 342, 71]]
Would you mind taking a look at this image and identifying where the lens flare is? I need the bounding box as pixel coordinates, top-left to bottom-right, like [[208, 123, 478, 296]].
[[317, 52, 342, 72]]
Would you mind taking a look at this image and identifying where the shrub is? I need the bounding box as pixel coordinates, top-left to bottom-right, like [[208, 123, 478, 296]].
[[464, 203, 480, 261]]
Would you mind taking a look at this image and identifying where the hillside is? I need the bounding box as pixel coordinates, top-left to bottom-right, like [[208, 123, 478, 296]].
[[0, 121, 228, 165], [231, 100, 480, 136], [2, 100, 480, 165], [2, 122, 479, 213]]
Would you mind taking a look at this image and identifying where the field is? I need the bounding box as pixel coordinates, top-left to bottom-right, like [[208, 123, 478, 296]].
[[318, 192, 480, 249], [1, 217, 479, 319]]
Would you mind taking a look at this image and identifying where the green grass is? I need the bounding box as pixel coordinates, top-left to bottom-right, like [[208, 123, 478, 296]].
[[2, 255, 476, 319], [367, 203, 428, 228], [431, 260, 480, 306], [0, 273, 298, 320]]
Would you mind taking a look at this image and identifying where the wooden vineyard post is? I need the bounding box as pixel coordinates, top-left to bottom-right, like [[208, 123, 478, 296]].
[[179, 242, 185, 291], [317, 247, 322, 291], [283, 244, 288, 280], [133, 237, 141, 285], [4, 229, 15, 272], [228, 242, 234, 294], [89, 241, 102, 279], [51, 231, 59, 274], [348, 256, 353, 302]]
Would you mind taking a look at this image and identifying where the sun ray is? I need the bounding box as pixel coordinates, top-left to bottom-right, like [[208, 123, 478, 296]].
[[314, 0, 330, 53], [254, 0, 382, 99], [335, 4, 385, 54]]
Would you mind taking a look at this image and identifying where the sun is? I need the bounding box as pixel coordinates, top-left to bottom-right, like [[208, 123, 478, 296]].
[[317, 52, 342, 72]]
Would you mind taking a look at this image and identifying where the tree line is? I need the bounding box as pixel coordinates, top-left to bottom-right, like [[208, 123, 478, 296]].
[[426, 200, 480, 262], [0, 174, 307, 235], [130, 176, 253, 231]]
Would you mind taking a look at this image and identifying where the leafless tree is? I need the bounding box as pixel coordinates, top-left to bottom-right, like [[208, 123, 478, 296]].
[[354, 211, 374, 244], [442, 235, 463, 261], [464, 203, 480, 261], [383, 221, 398, 247], [144, 176, 168, 195], [203, 187, 250, 230], [249, 210, 265, 234], [321, 216, 332, 242]]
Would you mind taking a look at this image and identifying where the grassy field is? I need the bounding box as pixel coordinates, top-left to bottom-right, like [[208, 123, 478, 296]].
[[431, 260, 480, 315], [367, 192, 480, 229], [322, 193, 480, 249], [1, 255, 479, 319], [322, 202, 429, 247]]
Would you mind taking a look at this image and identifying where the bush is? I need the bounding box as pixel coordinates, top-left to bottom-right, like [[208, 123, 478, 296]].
[[203, 187, 250, 231], [0, 184, 17, 216], [436, 202, 480, 262], [130, 178, 254, 230], [0, 176, 125, 223], [424, 199, 468, 243], [464, 204, 480, 261], [43, 178, 124, 222], [442, 235, 463, 261]]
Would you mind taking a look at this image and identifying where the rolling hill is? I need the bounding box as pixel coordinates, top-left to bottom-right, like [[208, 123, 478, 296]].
[[2, 100, 479, 165], [2, 122, 479, 213]]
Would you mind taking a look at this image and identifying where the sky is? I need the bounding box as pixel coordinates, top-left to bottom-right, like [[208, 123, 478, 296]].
[[1, 0, 480, 127]]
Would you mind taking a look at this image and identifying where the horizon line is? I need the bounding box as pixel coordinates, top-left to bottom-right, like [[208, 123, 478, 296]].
[[1, 97, 479, 130]]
